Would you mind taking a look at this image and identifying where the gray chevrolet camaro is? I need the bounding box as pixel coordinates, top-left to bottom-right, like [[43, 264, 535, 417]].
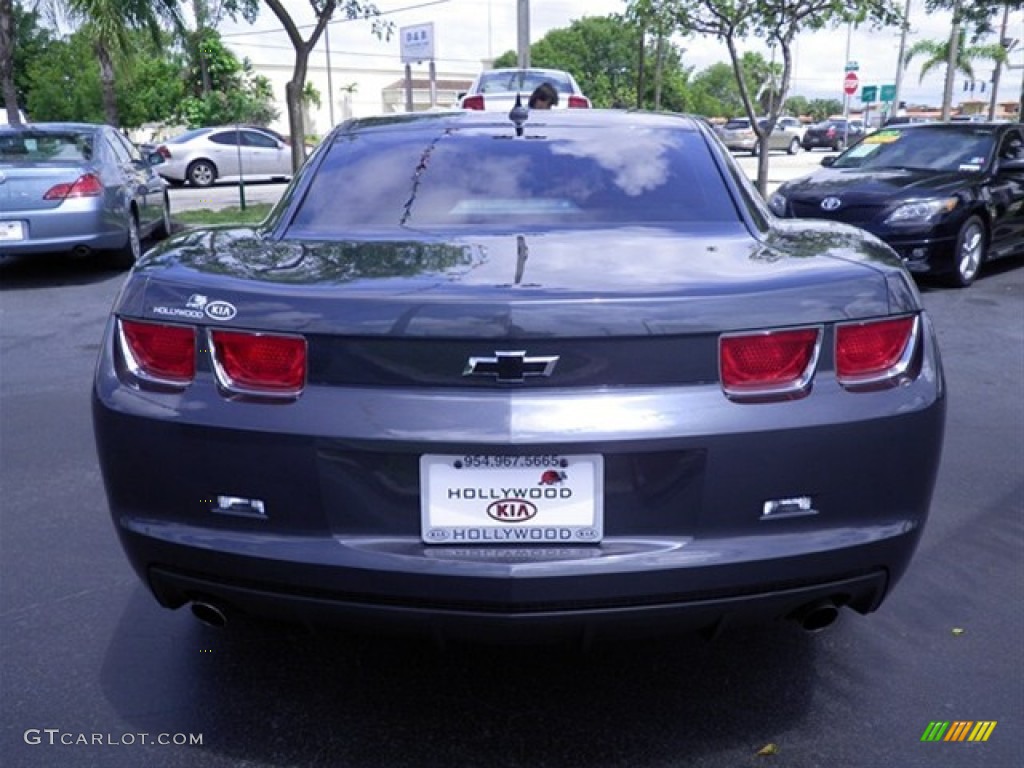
[[92, 109, 946, 642]]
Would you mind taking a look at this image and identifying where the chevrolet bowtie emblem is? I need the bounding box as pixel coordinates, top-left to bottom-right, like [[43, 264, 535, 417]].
[[463, 350, 559, 383]]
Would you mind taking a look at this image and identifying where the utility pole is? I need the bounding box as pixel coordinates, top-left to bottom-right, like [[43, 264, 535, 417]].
[[517, 0, 530, 69]]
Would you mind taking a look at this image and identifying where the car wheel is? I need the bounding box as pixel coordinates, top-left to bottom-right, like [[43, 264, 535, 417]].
[[947, 215, 986, 288], [787, 138, 801, 155], [109, 211, 141, 270], [833, 139, 846, 152], [187, 159, 216, 188], [750, 143, 759, 157], [155, 193, 172, 240]]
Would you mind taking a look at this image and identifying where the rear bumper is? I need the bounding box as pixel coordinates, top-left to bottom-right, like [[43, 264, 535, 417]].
[[94, 309, 945, 640], [147, 557, 891, 642], [0, 206, 126, 256]]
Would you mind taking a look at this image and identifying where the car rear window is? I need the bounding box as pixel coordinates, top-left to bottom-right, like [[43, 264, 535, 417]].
[[724, 119, 750, 130], [477, 71, 575, 95], [0, 130, 93, 162], [287, 123, 741, 234]]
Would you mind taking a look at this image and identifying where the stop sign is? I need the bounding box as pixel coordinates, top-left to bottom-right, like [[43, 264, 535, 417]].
[[843, 71, 859, 96]]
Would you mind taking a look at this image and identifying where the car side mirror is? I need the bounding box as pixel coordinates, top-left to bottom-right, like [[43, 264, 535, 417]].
[[821, 156, 836, 167]]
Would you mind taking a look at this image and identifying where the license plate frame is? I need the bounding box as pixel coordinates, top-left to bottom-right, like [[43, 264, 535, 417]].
[[420, 454, 603, 545]]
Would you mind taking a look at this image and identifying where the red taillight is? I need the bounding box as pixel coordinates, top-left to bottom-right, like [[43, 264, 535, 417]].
[[461, 95, 485, 110], [720, 328, 821, 399], [156, 145, 171, 159], [567, 95, 591, 109], [836, 316, 917, 387], [211, 330, 306, 396], [43, 173, 103, 200], [119, 319, 196, 385]]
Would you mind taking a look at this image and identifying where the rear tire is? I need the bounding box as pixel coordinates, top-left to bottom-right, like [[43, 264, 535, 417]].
[[154, 193, 172, 240], [946, 215, 986, 288], [187, 159, 216, 188], [108, 211, 141, 270], [787, 137, 801, 155]]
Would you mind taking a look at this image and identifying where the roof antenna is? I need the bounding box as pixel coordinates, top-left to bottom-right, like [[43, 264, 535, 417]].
[[509, 92, 528, 137]]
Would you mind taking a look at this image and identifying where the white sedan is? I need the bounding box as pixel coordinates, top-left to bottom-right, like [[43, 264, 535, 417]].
[[459, 68, 592, 111]]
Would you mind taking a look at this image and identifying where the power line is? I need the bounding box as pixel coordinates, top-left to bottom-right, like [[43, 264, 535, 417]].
[[219, 0, 452, 39]]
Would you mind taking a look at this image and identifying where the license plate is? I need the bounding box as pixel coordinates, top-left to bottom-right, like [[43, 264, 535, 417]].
[[0, 221, 26, 242], [420, 454, 603, 545]]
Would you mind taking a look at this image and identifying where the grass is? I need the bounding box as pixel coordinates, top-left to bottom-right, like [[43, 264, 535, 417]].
[[172, 203, 274, 228]]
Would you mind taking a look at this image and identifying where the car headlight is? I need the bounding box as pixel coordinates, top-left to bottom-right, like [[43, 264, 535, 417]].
[[768, 191, 788, 216], [884, 198, 958, 224]]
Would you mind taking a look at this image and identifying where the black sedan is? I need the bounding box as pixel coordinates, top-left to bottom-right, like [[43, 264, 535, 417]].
[[801, 118, 865, 151], [92, 109, 946, 643], [770, 122, 1024, 287], [0, 122, 171, 268]]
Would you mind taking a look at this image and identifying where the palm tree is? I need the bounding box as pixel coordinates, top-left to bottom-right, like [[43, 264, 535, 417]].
[[904, 26, 1008, 93], [58, 0, 184, 126]]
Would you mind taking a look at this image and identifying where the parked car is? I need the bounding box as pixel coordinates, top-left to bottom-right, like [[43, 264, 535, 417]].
[[0, 122, 170, 268], [459, 67, 591, 111], [801, 119, 866, 151], [93, 109, 946, 643], [718, 117, 803, 155], [769, 121, 1024, 287], [154, 126, 293, 187]]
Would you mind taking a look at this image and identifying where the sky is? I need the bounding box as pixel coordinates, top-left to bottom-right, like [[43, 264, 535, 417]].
[[219, 0, 1024, 110]]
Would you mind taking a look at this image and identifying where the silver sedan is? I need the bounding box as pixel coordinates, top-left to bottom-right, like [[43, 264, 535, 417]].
[[154, 126, 294, 187], [0, 122, 170, 268]]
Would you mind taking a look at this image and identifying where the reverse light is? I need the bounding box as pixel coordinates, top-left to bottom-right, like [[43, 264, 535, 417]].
[[43, 173, 103, 200], [460, 95, 485, 110], [719, 327, 821, 400], [884, 198, 958, 224], [210, 329, 307, 397], [118, 319, 196, 386], [835, 315, 918, 389]]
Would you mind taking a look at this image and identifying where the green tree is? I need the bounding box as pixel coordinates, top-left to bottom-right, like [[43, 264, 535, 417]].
[[906, 2, 1017, 118], [904, 28, 1007, 84], [688, 62, 745, 117], [806, 98, 843, 121], [25, 35, 102, 121], [493, 14, 692, 110], [3, 1, 55, 122], [255, 0, 391, 171], [56, 0, 184, 126], [647, 0, 904, 195], [175, 31, 278, 127]]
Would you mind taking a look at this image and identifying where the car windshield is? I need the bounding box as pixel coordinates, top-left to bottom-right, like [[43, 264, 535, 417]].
[[288, 121, 741, 234], [477, 70, 575, 95], [831, 126, 997, 172], [0, 129, 93, 162]]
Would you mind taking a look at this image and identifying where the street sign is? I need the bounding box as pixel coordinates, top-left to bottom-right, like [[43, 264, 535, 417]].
[[400, 22, 434, 64], [843, 71, 859, 95], [845, 61, 860, 71], [880, 84, 896, 102], [861, 85, 878, 102]]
